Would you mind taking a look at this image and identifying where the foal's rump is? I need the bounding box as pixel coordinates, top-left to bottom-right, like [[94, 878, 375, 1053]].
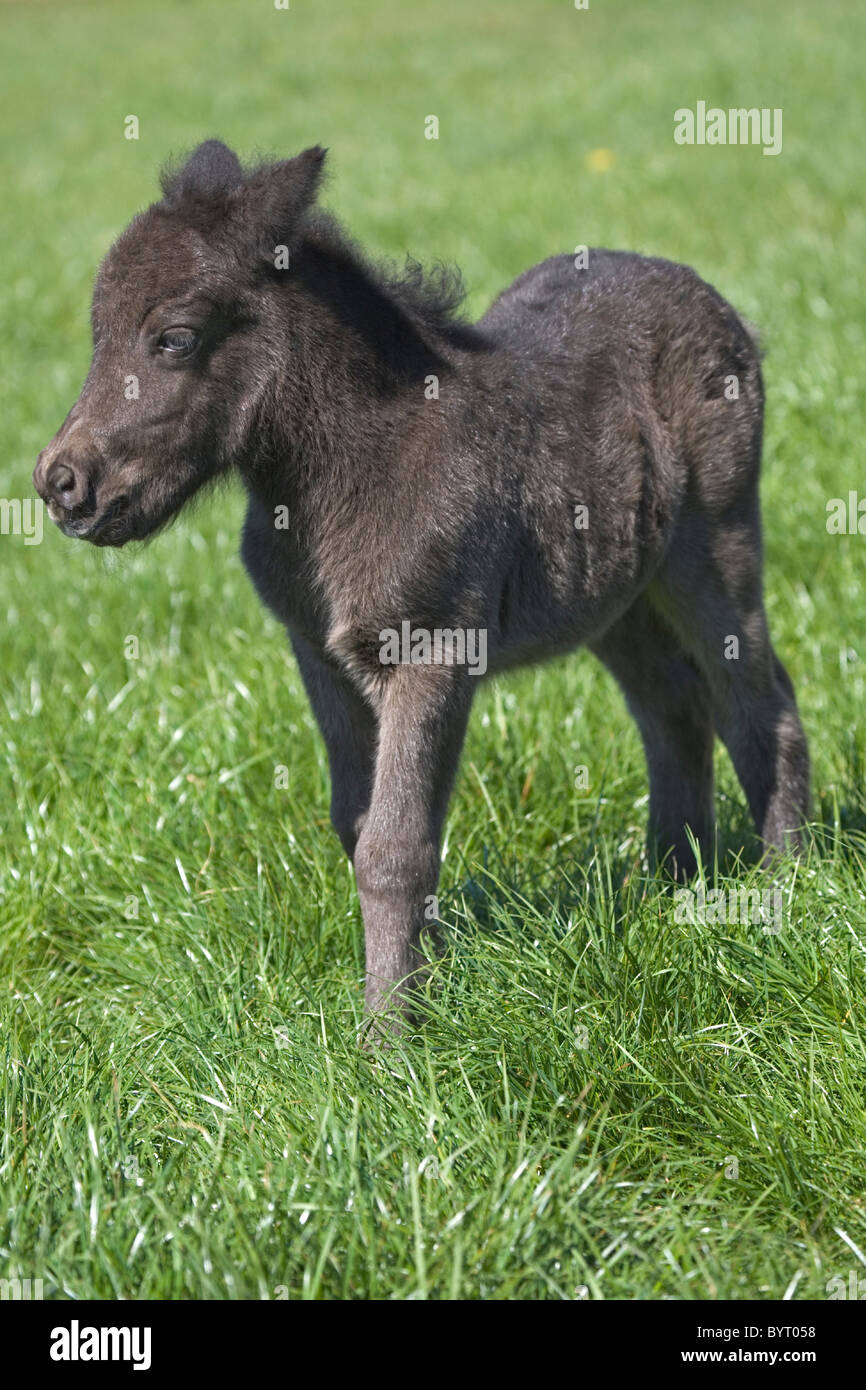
[[480, 246, 765, 537], [474, 248, 767, 659]]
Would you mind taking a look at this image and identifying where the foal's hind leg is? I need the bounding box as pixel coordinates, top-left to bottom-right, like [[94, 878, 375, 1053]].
[[591, 598, 716, 879], [649, 514, 810, 857]]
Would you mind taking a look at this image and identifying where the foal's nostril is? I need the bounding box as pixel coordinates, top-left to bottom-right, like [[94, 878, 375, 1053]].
[[43, 458, 88, 510], [54, 463, 77, 494]]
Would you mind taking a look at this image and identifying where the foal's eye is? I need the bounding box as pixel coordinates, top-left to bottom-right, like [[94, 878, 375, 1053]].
[[158, 327, 199, 358]]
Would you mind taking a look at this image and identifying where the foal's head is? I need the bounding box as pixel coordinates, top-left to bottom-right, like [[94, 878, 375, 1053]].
[[34, 140, 326, 545]]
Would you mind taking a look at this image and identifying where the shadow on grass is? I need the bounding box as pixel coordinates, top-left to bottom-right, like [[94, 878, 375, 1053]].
[[813, 749, 866, 862], [438, 786, 856, 951]]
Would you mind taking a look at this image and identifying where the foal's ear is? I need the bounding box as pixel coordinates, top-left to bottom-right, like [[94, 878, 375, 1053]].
[[231, 146, 327, 257], [160, 139, 244, 208]]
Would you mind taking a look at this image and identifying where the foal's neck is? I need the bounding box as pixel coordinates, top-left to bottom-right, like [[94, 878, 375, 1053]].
[[243, 220, 466, 512]]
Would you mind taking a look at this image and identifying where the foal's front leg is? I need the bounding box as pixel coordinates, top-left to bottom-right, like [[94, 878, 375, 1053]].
[[289, 630, 377, 858], [353, 665, 474, 1026]]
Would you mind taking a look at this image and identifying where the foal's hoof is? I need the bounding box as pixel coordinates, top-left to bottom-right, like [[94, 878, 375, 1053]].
[[359, 986, 419, 1051], [359, 1010, 412, 1053]]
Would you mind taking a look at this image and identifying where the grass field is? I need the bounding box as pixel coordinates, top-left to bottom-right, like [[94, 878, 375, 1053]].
[[2, 0, 865, 1301]]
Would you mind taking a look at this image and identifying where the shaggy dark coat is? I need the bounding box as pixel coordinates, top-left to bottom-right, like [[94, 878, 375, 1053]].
[[34, 142, 810, 1028]]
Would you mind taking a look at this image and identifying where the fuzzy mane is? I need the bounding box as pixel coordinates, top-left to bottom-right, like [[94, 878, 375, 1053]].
[[301, 208, 480, 353]]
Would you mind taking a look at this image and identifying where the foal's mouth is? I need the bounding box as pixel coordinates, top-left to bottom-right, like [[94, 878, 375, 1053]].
[[49, 494, 134, 546]]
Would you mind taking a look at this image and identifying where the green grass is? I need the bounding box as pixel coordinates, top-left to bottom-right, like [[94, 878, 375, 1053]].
[[2, 0, 866, 1300]]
